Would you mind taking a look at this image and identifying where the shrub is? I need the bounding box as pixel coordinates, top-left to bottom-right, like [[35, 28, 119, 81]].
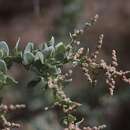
[[0, 15, 130, 130]]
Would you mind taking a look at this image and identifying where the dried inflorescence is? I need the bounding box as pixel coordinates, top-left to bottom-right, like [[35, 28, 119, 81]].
[[70, 15, 99, 46], [99, 57, 130, 95], [70, 15, 130, 96], [78, 34, 130, 95], [0, 104, 26, 112], [1, 115, 20, 130], [64, 123, 106, 130], [47, 73, 81, 113], [83, 125, 106, 130], [73, 48, 84, 61], [0, 104, 26, 130], [90, 34, 104, 61]]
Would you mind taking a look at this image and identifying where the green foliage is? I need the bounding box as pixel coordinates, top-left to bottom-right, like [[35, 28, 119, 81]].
[[0, 41, 9, 57], [55, 42, 66, 61], [24, 42, 34, 53], [0, 36, 72, 90], [63, 114, 76, 125], [0, 59, 7, 73], [0, 33, 80, 128], [35, 51, 44, 64], [23, 52, 35, 65]]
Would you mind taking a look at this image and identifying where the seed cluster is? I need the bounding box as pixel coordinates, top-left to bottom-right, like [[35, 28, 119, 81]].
[[100, 58, 130, 95], [79, 34, 130, 95], [71, 21, 130, 96], [73, 48, 84, 61], [0, 104, 26, 130], [91, 34, 104, 61], [70, 14, 99, 46], [47, 73, 81, 113], [64, 123, 106, 130]]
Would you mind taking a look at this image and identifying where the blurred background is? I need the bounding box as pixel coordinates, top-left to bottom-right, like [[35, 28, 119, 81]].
[[0, 0, 130, 130]]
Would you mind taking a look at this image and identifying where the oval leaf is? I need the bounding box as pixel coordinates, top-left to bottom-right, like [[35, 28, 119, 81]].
[[35, 51, 44, 64], [55, 42, 66, 60], [23, 52, 34, 65], [55, 42, 65, 53], [24, 42, 34, 53], [0, 41, 9, 57], [0, 49, 4, 58], [42, 46, 55, 57], [0, 59, 7, 73]]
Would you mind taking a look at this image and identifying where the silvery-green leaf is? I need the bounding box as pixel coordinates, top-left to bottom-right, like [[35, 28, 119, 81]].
[[0, 72, 6, 83], [55, 42, 66, 60], [43, 43, 48, 49], [35, 51, 44, 64], [6, 75, 18, 85], [49, 36, 55, 46], [24, 42, 34, 53], [55, 42, 65, 53], [0, 59, 7, 73], [0, 41, 9, 57], [43, 46, 55, 57], [15, 37, 20, 52], [23, 52, 34, 65], [0, 49, 4, 58]]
